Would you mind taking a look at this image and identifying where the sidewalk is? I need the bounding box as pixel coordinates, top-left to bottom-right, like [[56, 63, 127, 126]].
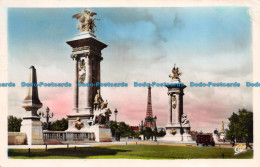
[[8, 140, 243, 149]]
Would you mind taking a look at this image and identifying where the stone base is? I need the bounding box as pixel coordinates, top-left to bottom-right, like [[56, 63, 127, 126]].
[[66, 124, 112, 142], [66, 109, 112, 142], [159, 133, 184, 141], [213, 134, 219, 142], [20, 116, 44, 145], [8, 132, 27, 145], [158, 125, 193, 142], [182, 133, 193, 141], [219, 133, 226, 140], [95, 125, 112, 142]]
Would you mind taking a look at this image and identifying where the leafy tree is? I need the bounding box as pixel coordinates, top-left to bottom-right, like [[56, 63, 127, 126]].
[[8, 117, 22, 132], [50, 118, 68, 131], [226, 109, 253, 142], [110, 121, 118, 136], [143, 127, 154, 139], [118, 122, 135, 137], [110, 121, 137, 137]]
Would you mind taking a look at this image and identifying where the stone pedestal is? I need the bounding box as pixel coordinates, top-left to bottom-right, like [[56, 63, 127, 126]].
[[65, 113, 112, 142], [220, 132, 226, 140], [21, 116, 44, 145], [161, 125, 183, 141], [182, 126, 192, 141], [90, 125, 112, 142], [213, 133, 219, 143]]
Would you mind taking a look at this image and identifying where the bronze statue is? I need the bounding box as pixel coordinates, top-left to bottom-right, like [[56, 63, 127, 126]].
[[72, 8, 99, 33], [101, 100, 108, 110], [105, 109, 112, 124], [94, 89, 108, 110], [169, 64, 182, 80]]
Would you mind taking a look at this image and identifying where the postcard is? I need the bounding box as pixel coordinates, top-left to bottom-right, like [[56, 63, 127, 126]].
[[0, 0, 259, 167]]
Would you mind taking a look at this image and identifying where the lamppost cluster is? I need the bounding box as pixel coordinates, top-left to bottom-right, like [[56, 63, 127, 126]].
[[39, 107, 54, 130]]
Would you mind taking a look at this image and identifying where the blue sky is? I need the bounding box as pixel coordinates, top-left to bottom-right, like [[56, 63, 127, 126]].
[[8, 7, 252, 132]]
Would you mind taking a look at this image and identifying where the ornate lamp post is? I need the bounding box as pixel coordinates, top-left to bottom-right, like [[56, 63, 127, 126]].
[[153, 116, 157, 141], [39, 107, 54, 130], [114, 108, 120, 141], [114, 108, 118, 123]]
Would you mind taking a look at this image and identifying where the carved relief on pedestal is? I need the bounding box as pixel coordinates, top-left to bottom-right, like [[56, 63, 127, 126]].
[[74, 117, 84, 130], [73, 46, 90, 52], [78, 58, 86, 83], [172, 95, 177, 109], [170, 128, 176, 135]]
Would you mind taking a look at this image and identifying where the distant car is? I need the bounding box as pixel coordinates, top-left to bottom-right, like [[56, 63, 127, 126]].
[[196, 134, 215, 146]]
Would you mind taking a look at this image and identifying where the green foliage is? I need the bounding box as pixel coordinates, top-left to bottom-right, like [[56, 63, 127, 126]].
[[118, 122, 135, 137], [109, 121, 117, 136], [110, 121, 137, 137], [8, 117, 22, 132], [50, 118, 68, 131], [143, 127, 154, 139], [226, 109, 253, 142]]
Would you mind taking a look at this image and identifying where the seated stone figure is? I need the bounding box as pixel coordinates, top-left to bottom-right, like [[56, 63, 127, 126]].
[[181, 114, 190, 127], [94, 89, 104, 110]]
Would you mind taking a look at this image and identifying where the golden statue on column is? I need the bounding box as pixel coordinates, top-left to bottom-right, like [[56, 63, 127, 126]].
[[72, 8, 99, 33]]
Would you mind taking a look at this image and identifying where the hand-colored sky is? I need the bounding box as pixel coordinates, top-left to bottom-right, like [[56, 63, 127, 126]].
[[8, 7, 252, 132]]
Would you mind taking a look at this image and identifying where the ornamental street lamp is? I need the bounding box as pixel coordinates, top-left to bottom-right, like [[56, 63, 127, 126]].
[[39, 107, 54, 130], [114, 108, 118, 123], [114, 108, 120, 141], [154, 116, 157, 141]]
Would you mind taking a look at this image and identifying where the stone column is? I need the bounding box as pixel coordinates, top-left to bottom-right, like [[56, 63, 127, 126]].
[[85, 55, 91, 108], [169, 94, 172, 124], [75, 58, 79, 112], [177, 94, 180, 124], [78, 54, 91, 112], [96, 57, 101, 91]]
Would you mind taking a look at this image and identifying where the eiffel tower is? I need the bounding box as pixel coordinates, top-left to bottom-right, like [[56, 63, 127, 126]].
[[144, 86, 155, 129]]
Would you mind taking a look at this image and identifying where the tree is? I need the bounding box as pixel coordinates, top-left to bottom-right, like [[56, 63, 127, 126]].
[[50, 118, 68, 131], [8, 117, 22, 132], [118, 122, 135, 137], [110, 121, 118, 136], [143, 127, 154, 139], [226, 109, 253, 142], [110, 121, 137, 137]]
